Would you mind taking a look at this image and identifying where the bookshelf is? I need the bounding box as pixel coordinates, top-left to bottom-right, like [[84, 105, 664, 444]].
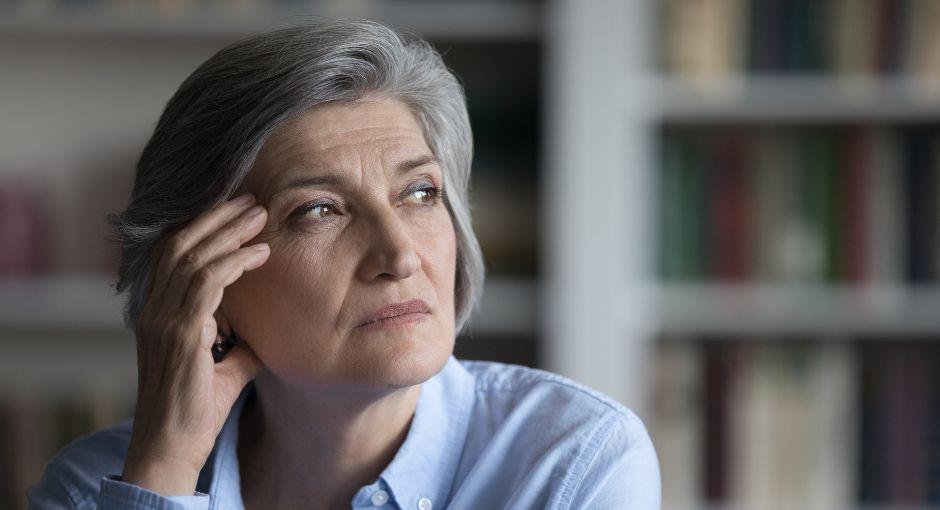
[[542, 0, 940, 509], [7, 0, 939, 508]]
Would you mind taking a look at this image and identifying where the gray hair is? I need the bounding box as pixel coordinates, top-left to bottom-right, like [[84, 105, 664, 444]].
[[106, 17, 485, 338]]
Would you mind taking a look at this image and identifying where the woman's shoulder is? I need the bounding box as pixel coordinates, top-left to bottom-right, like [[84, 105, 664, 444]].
[[26, 417, 134, 509], [457, 358, 645, 429], [455, 358, 654, 459], [450, 359, 661, 508]]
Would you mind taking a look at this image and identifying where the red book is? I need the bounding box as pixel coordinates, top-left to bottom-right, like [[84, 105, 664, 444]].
[[838, 127, 872, 283], [702, 339, 743, 502], [708, 130, 753, 281], [0, 177, 47, 275]]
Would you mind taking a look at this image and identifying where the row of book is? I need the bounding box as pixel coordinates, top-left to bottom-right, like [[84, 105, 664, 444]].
[[651, 336, 940, 509], [659, 0, 940, 77], [0, 391, 135, 509], [658, 125, 940, 284]]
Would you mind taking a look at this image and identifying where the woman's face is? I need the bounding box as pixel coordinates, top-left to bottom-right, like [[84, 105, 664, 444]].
[[221, 96, 457, 390]]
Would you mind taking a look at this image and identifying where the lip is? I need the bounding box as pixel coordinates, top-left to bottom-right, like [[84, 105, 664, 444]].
[[356, 299, 431, 328]]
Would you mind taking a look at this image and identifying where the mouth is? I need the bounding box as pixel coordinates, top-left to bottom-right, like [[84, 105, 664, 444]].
[[356, 299, 431, 329], [356, 312, 429, 330]]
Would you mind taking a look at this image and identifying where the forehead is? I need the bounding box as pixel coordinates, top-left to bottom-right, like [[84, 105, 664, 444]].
[[248, 97, 430, 189]]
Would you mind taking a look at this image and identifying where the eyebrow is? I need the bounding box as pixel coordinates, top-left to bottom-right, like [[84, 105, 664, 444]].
[[268, 154, 441, 202]]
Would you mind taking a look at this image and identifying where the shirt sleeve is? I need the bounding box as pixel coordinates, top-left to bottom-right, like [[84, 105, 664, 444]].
[[99, 475, 210, 510], [566, 411, 663, 510], [27, 470, 209, 510], [26, 464, 81, 509]]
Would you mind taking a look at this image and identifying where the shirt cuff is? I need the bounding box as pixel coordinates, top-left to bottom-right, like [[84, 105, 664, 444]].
[[100, 474, 210, 510]]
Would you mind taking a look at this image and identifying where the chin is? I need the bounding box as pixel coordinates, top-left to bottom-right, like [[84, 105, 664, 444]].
[[365, 330, 454, 388], [270, 324, 454, 390]]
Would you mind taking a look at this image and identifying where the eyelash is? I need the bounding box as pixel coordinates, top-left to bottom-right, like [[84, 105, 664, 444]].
[[290, 183, 444, 223]]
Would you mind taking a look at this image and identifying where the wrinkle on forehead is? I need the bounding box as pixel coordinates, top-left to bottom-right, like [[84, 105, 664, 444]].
[[247, 97, 431, 200], [270, 97, 425, 153]]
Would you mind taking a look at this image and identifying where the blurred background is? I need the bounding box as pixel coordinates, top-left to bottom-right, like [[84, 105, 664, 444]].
[[1, 0, 938, 508]]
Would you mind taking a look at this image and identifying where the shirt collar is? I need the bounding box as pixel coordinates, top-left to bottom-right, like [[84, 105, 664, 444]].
[[198, 353, 476, 510], [362, 354, 476, 509]]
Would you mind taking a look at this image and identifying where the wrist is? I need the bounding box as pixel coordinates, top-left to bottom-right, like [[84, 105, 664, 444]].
[[122, 447, 203, 496]]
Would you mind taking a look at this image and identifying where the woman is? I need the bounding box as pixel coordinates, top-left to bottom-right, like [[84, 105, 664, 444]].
[[26, 18, 660, 509]]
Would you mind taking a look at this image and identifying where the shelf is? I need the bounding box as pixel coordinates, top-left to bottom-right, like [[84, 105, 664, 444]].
[[0, 274, 536, 391], [0, 0, 542, 41], [0, 274, 537, 336], [0, 275, 126, 331], [653, 283, 940, 337], [651, 75, 940, 123]]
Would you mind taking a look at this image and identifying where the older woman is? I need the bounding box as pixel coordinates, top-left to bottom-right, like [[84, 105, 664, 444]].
[[26, 18, 659, 510]]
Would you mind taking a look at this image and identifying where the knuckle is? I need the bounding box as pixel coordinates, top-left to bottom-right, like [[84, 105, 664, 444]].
[[181, 300, 200, 320], [193, 266, 217, 288], [220, 223, 244, 246], [166, 322, 189, 346], [166, 233, 188, 256], [179, 250, 203, 272]]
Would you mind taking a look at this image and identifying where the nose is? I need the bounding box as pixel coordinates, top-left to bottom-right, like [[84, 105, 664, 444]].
[[357, 207, 421, 281]]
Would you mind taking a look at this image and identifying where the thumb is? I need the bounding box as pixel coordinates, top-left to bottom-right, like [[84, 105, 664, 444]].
[[214, 342, 263, 402]]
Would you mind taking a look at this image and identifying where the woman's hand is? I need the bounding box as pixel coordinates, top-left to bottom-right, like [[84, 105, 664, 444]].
[[121, 193, 270, 496]]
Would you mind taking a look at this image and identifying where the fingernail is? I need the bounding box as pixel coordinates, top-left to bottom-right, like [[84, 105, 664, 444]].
[[232, 193, 255, 206], [246, 244, 269, 270]]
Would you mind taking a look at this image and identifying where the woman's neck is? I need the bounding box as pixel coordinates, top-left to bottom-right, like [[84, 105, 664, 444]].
[[237, 372, 420, 509]]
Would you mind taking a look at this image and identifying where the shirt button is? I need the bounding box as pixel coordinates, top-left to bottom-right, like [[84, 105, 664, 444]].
[[371, 489, 389, 506], [417, 497, 433, 510]]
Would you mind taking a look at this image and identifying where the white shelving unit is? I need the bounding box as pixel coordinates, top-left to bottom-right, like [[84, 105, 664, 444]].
[[542, 0, 940, 425], [543, 0, 658, 418], [9, 0, 940, 481]]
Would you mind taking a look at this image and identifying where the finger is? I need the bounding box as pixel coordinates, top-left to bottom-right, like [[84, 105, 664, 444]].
[[177, 243, 271, 349], [214, 342, 263, 404], [150, 193, 257, 309], [142, 230, 180, 311], [142, 234, 169, 314], [163, 204, 267, 315]]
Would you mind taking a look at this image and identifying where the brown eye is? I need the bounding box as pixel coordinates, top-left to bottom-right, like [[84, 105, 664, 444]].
[[404, 185, 442, 206], [294, 201, 337, 221]]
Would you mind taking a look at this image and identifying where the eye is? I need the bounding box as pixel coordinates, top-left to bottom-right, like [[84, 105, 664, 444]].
[[404, 184, 443, 206], [292, 201, 338, 221]]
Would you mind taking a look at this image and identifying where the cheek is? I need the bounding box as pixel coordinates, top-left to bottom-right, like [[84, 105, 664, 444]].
[[222, 238, 345, 354], [420, 214, 457, 302]]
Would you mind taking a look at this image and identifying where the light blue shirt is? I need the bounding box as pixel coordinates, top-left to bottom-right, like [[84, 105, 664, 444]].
[[27, 355, 661, 509]]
